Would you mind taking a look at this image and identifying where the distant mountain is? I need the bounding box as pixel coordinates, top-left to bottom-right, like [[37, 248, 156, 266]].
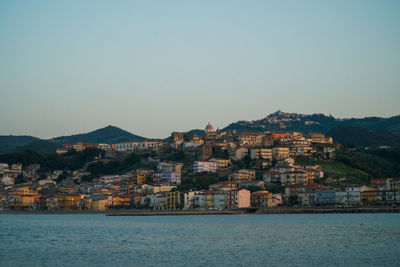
[[12, 140, 62, 154], [223, 111, 400, 146], [328, 125, 400, 147], [0, 136, 40, 154], [50, 125, 147, 145]]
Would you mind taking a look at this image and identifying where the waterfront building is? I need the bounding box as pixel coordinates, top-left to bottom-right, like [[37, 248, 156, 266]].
[[226, 189, 250, 209]]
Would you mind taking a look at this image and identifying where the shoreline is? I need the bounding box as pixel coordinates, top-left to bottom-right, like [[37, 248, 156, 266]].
[[1, 207, 399, 215]]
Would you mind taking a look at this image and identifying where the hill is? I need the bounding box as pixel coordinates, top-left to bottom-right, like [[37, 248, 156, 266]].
[[223, 110, 400, 146], [12, 140, 62, 154], [50, 125, 147, 145], [0, 136, 40, 154], [327, 125, 400, 147]]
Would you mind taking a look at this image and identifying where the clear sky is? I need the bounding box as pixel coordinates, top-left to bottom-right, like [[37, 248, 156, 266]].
[[1, 0, 399, 139]]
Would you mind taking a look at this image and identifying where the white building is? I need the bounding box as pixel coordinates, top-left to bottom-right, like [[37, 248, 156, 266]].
[[346, 187, 361, 206], [114, 141, 139, 152], [137, 140, 163, 151], [335, 191, 347, 206], [100, 175, 122, 184], [193, 161, 217, 173]]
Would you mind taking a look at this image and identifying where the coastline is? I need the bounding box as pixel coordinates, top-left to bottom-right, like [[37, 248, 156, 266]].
[[1, 207, 399, 215]]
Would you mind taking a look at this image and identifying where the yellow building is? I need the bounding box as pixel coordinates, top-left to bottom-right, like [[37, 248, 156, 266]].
[[58, 194, 81, 210], [135, 172, 147, 185], [166, 191, 182, 210], [203, 192, 215, 209], [361, 190, 378, 206], [272, 147, 290, 159], [12, 187, 38, 209], [91, 195, 108, 210]]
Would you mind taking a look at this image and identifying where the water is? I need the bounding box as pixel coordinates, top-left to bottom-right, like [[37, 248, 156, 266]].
[[0, 214, 399, 266]]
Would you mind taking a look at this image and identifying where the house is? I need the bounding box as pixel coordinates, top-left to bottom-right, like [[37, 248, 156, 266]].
[[193, 161, 217, 173], [226, 189, 250, 209]]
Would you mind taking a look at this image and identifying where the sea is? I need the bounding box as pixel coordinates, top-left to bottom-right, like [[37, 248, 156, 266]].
[[0, 213, 399, 266]]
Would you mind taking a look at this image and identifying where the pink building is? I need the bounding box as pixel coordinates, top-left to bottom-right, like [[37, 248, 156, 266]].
[[226, 189, 251, 209]]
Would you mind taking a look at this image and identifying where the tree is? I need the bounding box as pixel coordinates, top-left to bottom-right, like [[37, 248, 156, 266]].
[[288, 196, 300, 207]]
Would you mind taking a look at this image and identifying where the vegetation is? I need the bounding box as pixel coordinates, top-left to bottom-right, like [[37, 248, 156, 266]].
[[327, 125, 400, 147], [0, 136, 40, 154], [50, 125, 147, 145]]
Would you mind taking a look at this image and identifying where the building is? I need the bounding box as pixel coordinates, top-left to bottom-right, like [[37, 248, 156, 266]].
[[205, 122, 214, 133], [310, 133, 333, 144], [100, 175, 122, 184], [98, 143, 111, 151], [193, 161, 217, 173], [250, 148, 272, 161], [272, 147, 290, 159], [137, 140, 163, 151], [232, 169, 256, 181], [166, 191, 183, 210], [91, 195, 108, 210], [153, 172, 181, 184], [315, 190, 336, 206], [209, 181, 237, 192], [230, 147, 249, 161], [361, 189, 378, 206], [157, 162, 184, 174], [209, 158, 230, 169], [58, 194, 81, 210], [114, 141, 139, 152], [346, 187, 361, 206], [226, 189, 250, 209]]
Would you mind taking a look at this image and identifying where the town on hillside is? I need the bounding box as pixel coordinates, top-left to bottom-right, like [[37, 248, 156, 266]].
[[0, 123, 399, 212]]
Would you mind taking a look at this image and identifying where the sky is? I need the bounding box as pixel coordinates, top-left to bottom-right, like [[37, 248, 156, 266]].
[[1, 0, 399, 139]]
